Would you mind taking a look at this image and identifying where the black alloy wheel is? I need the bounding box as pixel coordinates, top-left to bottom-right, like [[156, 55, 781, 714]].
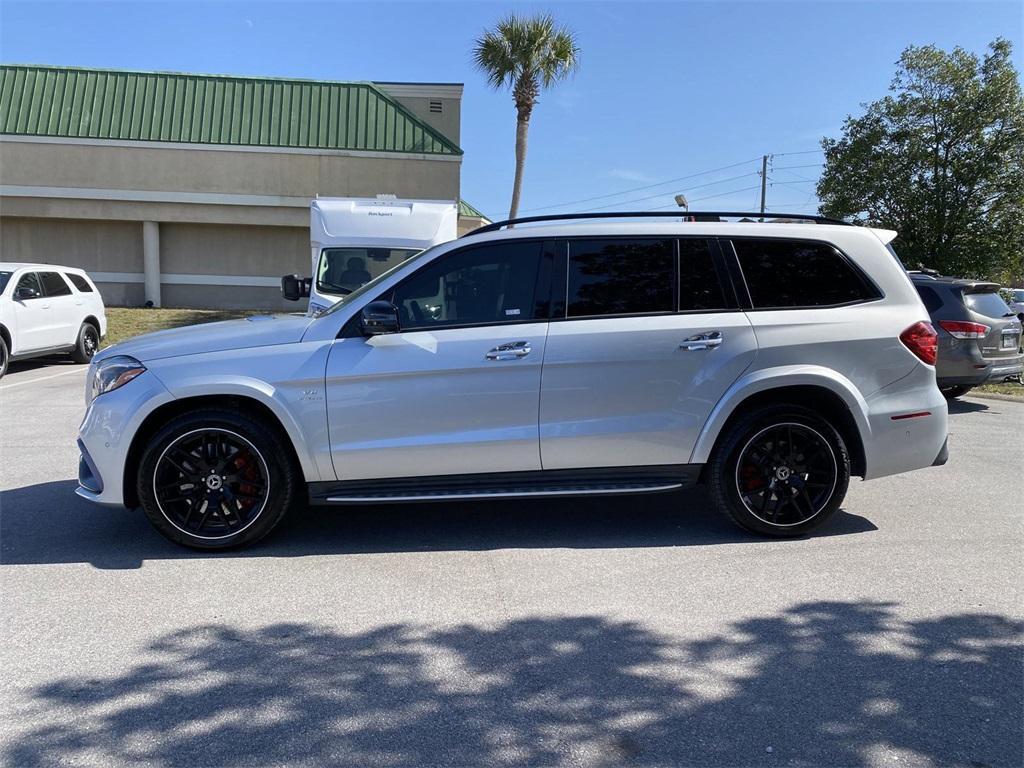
[[153, 428, 271, 540], [71, 322, 100, 363], [734, 422, 838, 527]]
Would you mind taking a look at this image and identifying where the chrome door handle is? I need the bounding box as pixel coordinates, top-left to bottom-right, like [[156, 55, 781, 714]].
[[679, 331, 723, 351], [486, 341, 531, 360]]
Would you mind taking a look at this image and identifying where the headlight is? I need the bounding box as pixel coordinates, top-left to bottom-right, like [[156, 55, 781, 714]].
[[91, 355, 146, 400]]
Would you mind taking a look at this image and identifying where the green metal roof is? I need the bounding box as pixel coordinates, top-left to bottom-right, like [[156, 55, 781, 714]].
[[458, 199, 489, 220], [0, 64, 462, 155]]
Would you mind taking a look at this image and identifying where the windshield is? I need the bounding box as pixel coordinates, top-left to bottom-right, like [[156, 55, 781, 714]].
[[0, 271, 11, 295], [317, 245, 441, 317], [963, 290, 1013, 319], [1013, 289, 1024, 302], [316, 247, 421, 297]]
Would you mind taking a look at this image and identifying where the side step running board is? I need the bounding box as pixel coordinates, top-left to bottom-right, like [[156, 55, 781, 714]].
[[309, 465, 699, 506]]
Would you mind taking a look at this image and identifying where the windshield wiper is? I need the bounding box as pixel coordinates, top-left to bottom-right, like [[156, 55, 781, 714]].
[[318, 280, 352, 296]]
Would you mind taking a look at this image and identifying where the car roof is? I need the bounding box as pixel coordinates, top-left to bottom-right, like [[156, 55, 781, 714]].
[[459, 220, 878, 242], [0, 262, 84, 272]]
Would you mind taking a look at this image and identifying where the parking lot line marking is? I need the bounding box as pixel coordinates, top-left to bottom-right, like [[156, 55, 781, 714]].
[[0, 367, 87, 390]]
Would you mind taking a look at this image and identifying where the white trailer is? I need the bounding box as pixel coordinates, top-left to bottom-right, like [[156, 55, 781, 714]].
[[282, 196, 458, 315]]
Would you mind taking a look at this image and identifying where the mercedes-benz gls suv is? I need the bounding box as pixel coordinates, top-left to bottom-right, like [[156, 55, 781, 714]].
[[76, 213, 949, 549]]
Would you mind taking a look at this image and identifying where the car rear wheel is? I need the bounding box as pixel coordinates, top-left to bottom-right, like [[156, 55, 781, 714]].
[[0, 335, 8, 379], [708, 405, 850, 537], [70, 322, 100, 364], [136, 408, 300, 550], [940, 385, 972, 399]]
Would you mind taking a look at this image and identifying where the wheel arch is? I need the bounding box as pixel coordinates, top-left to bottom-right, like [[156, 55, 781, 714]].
[[82, 315, 101, 332], [692, 370, 869, 478], [122, 393, 310, 509], [0, 323, 10, 351]]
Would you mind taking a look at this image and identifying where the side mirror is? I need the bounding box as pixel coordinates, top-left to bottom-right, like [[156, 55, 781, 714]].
[[281, 274, 310, 301], [360, 300, 400, 335], [15, 286, 40, 300]]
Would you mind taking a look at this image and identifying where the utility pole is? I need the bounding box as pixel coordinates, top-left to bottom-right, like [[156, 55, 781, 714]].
[[759, 154, 769, 221]]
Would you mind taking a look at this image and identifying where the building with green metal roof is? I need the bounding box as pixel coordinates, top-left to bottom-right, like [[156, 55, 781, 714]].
[[0, 64, 482, 309]]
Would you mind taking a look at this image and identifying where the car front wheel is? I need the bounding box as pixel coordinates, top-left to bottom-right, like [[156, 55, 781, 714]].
[[136, 408, 299, 549], [0, 335, 8, 379], [708, 405, 850, 537]]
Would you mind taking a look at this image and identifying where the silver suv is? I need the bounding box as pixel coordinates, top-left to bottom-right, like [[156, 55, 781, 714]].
[[77, 212, 949, 550]]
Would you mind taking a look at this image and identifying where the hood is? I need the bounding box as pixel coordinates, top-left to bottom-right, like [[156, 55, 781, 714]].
[[97, 314, 313, 363]]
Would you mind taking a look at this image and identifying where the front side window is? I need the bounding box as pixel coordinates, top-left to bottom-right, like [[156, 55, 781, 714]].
[[317, 247, 420, 295], [39, 271, 72, 297], [567, 238, 674, 318], [391, 241, 544, 329], [732, 239, 879, 309], [0, 271, 12, 295], [15, 272, 44, 298], [66, 273, 94, 292]]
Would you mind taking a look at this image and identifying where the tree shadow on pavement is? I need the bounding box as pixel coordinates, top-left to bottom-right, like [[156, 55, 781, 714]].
[[1, 480, 876, 569], [6, 602, 1021, 767]]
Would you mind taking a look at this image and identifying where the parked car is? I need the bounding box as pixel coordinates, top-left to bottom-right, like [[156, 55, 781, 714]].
[[0, 263, 107, 379], [76, 212, 949, 550], [910, 273, 1023, 398], [1007, 288, 1024, 323]]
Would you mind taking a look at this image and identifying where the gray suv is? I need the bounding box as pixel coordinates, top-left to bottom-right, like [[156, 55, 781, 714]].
[[911, 273, 1023, 398]]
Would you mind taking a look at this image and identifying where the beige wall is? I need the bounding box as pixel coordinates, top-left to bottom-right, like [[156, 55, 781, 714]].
[[161, 222, 308, 277], [0, 216, 142, 272], [0, 139, 460, 201]]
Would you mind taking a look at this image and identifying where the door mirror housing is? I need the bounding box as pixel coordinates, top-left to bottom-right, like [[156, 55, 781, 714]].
[[281, 274, 311, 301], [360, 300, 400, 335], [15, 285, 40, 300]]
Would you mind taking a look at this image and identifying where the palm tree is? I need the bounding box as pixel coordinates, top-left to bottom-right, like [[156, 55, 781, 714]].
[[473, 14, 580, 220]]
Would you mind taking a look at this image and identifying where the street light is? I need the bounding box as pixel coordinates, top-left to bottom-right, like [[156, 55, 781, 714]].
[[674, 194, 688, 211]]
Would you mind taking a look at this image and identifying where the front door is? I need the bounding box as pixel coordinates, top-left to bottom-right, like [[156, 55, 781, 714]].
[[10, 272, 56, 353], [539, 237, 757, 469], [325, 239, 553, 481]]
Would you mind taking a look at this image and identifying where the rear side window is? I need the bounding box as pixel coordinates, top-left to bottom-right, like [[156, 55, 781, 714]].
[[679, 238, 729, 311], [567, 238, 674, 317], [39, 271, 72, 297], [963, 290, 1011, 319], [914, 284, 944, 313], [66, 273, 94, 292], [732, 239, 880, 309]]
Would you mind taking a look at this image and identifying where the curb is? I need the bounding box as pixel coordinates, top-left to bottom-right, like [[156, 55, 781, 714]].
[[966, 391, 1024, 404]]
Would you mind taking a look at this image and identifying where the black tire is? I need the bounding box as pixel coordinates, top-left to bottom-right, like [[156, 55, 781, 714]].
[[940, 385, 972, 400], [137, 408, 300, 550], [70, 322, 100, 364], [0, 335, 8, 380], [708, 404, 850, 537]]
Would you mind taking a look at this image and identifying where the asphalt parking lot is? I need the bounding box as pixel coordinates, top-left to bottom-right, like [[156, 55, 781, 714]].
[[1, 359, 1022, 768]]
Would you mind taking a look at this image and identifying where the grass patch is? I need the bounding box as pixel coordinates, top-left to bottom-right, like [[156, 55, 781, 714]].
[[975, 379, 1024, 400], [103, 307, 262, 349]]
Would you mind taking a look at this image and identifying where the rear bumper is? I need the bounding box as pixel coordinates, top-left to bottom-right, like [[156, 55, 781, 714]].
[[932, 436, 949, 467]]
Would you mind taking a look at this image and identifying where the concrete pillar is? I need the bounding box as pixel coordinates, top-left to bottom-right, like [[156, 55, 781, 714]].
[[142, 221, 161, 307]]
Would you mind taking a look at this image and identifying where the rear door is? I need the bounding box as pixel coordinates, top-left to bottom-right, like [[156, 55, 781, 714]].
[[538, 236, 757, 469], [38, 271, 79, 345]]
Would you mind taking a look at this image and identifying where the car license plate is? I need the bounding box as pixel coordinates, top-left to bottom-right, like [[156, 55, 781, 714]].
[[1002, 332, 1020, 349]]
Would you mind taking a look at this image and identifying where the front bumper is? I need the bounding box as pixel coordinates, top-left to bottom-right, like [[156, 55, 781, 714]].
[[76, 370, 174, 508]]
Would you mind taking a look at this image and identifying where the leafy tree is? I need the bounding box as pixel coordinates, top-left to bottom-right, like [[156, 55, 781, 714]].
[[818, 39, 1024, 282], [473, 14, 580, 220]]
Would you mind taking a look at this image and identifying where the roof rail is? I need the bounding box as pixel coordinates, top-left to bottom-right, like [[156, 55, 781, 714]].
[[462, 210, 852, 237]]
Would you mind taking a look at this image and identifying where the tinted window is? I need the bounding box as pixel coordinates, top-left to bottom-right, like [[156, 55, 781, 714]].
[[914, 284, 944, 313], [15, 273, 43, 298], [733, 239, 879, 308], [0, 271, 11, 295], [963, 290, 1011, 319], [392, 241, 544, 329], [679, 239, 729, 311], [567, 239, 674, 317], [66, 273, 94, 292], [39, 271, 72, 297]]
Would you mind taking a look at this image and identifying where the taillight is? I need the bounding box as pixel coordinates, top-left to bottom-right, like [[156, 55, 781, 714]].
[[938, 320, 990, 339], [900, 321, 938, 365]]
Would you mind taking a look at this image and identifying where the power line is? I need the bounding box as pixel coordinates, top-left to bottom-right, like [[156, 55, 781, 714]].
[[587, 171, 760, 212], [772, 149, 824, 157], [646, 184, 762, 210], [772, 163, 823, 171], [520, 156, 762, 213]]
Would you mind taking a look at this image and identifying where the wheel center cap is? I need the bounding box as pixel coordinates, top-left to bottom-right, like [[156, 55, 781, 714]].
[[205, 474, 223, 491], [775, 466, 792, 481]]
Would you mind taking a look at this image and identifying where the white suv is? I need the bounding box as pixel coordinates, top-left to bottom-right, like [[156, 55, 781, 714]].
[[0, 263, 107, 379], [76, 213, 948, 550]]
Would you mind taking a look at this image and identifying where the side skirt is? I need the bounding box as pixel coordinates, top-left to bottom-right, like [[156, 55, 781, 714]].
[[309, 465, 701, 505]]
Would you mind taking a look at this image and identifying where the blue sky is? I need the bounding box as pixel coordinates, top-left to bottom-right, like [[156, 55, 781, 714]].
[[1, 1, 1020, 221]]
